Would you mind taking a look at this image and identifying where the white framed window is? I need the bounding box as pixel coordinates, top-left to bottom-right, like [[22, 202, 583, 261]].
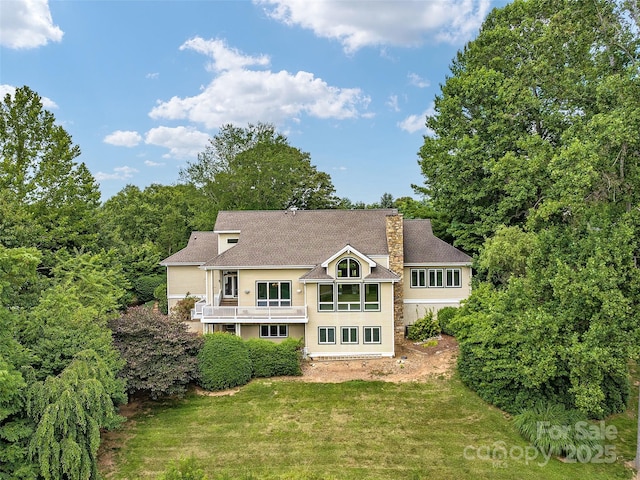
[[364, 283, 380, 311], [318, 284, 334, 311], [337, 283, 361, 311], [318, 327, 336, 344], [363, 326, 381, 344], [260, 325, 288, 338], [426, 268, 462, 288], [428, 269, 443, 287], [446, 268, 461, 287], [257, 281, 291, 306], [341, 326, 358, 344], [337, 258, 360, 278], [410, 269, 427, 288]]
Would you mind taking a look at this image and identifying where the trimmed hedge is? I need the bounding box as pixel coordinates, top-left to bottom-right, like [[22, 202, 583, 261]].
[[246, 338, 302, 378], [198, 333, 252, 391], [437, 306, 459, 336], [134, 274, 164, 303]]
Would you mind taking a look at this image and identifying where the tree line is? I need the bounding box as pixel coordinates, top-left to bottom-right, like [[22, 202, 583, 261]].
[[420, 0, 640, 419], [0, 86, 427, 479]]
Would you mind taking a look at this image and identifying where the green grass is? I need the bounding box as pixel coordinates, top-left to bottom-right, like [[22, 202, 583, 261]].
[[103, 374, 637, 480]]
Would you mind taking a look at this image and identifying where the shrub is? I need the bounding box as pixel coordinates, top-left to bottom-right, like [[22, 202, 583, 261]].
[[513, 401, 602, 457], [159, 457, 208, 480], [246, 337, 303, 378], [109, 306, 203, 399], [437, 306, 459, 336], [407, 311, 440, 341], [134, 274, 164, 304], [172, 295, 198, 323], [198, 333, 252, 391], [154, 282, 168, 314]]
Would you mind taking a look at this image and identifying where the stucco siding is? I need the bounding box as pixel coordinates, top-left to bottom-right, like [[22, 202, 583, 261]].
[[403, 301, 463, 325], [234, 269, 307, 307], [166, 265, 206, 311], [403, 266, 471, 300], [239, 324, 305, 342], [304, 283, 395, 357]]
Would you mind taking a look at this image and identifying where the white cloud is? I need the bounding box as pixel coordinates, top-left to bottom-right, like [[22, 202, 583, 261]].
[[0, 0, 63, 49], [408, 72, 430, 88], [150, 38, 370, 128], [256, 0, 491, 52], [146, 72, 160, 80], [386, 95, 400, 112], [0, 84, 58, 109], [180, 37, 270, 72], [398, 104, 435, 134], [144, 159, 165, 167], [144, 126, 210, 159], [103, 130, 142, 147], [95, 166, 138, 181]]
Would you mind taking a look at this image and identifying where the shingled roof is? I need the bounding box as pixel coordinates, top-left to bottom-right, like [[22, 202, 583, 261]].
[[160, 231, 218, 265], [159, 211, 472, 268], [206, 209, 397, 268], [403, 219, 472, 264]]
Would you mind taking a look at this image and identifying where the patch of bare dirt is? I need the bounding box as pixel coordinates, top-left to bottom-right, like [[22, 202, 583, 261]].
[[297, 334, 458, 383]]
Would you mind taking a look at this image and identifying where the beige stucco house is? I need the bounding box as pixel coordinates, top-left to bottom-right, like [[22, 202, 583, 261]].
[[160, 209, 472, 358]]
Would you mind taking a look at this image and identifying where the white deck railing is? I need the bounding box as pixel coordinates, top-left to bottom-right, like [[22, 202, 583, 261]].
[[200, 305, 308, 323]]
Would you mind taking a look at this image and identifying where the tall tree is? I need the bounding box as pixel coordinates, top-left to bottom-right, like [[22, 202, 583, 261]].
[[181, 123, 339, 217], [98, 183, 199, 257], [418, 0, 638, 254], [420, 0, 640, 418], [27, 350, 125, 480], [0, 86, 101, 256]]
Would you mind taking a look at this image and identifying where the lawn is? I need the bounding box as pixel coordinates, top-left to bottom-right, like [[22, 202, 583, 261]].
[[102, 374, 637, 479]]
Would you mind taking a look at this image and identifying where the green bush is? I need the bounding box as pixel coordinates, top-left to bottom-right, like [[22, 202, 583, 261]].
[[154, 282, 168, 314], [437, 306, 459, 336], [246, 337, 302, 378], [134, 274, 165, 303], [159, 457, 208, 480], [407, 311, 440, 341], [513, 401, 602, 457], [198, 333, 252, 391]]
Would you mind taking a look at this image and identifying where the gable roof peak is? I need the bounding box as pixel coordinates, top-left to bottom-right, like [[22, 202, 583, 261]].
[[320, 244, 377, 268]]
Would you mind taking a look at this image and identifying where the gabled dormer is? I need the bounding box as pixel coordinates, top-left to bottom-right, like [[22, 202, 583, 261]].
[[320, 245, 377, 280]]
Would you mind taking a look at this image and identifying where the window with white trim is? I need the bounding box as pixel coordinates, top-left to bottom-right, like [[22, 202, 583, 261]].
[[426, 268, 462, 288], [428, 269, 443, 287], [410, 269, 427, 288], [337, 258, 360, 278], [257, 281, 291, 306], [318, 284, 334, 311], [260, 325, 288, 338], [364, 283, 380, 311], [363, 326, 381, 344], [318, 327, 336, 344], [341, 326, 358, 344], [337, 283, 361, 311], [446, 268, 461, 287]]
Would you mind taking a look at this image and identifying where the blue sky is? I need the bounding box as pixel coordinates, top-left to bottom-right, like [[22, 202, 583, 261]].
[[0, 0, 508, 204]]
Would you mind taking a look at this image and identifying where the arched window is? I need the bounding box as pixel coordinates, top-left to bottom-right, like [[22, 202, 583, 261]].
[[337, 258, 360, 278]]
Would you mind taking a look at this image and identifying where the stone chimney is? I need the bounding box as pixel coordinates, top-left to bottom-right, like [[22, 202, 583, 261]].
[[385, 212, 404, 346]]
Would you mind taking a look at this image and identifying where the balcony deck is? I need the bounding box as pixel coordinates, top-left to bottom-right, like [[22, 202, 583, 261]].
[[193, 302, 308, 324]]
